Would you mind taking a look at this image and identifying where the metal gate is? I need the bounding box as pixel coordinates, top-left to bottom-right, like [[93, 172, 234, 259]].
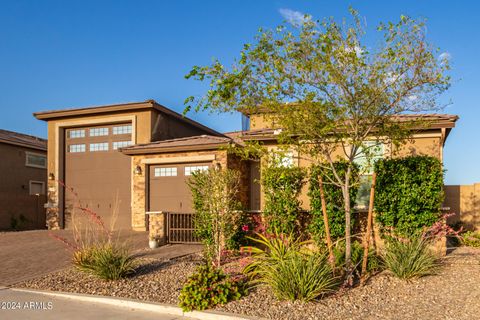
[[167, 212, 200, 243]]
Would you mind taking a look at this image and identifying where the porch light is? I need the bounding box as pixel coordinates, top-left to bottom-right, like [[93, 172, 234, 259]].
[[134, 165, 142, 175], [48, 173, 55, 180]]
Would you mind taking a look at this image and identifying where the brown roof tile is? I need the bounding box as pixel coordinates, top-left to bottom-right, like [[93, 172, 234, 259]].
[[0, 129, 47, 151]]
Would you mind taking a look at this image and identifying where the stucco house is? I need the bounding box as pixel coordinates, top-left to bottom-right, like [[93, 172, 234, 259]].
[[34, 100, 458, 242], [0, 129, 47, 230]]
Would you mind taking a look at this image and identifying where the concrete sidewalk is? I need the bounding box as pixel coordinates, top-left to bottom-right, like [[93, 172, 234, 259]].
[[0, 287, 191, 320]]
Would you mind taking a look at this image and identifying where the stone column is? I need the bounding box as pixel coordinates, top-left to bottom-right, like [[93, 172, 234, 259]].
[[148, 212, 167, 245]]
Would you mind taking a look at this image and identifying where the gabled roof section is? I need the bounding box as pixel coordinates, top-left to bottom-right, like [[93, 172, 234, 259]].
[[0, 129, 47, 151], [33, 99, 221, 137], [121, 135, 234, 155]]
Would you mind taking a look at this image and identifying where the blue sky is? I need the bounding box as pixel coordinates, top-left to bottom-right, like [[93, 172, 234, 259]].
[[0, 0, 478, 185]]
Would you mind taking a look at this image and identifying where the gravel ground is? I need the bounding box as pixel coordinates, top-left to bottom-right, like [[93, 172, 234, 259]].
[[17, 247, 480, 320]]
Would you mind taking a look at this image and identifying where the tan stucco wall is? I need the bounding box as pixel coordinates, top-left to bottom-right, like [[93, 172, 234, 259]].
[[130, 150, 229, 231], [444, 183, 480, 231], [44, 110, 154, 229], [250, 114, 274, 130]]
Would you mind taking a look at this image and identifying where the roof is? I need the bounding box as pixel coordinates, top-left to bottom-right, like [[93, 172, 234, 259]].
[[241, 114, 459, 141], [0, 129, 47, 151], [121, 135, 234, 155], [33, 99, 221, 137]]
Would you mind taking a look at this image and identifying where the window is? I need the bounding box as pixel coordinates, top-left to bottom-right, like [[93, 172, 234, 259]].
[[25, 152, 47, 168], [89, 142, 109, 152], [89, 127, 109, 137], [69, 144, 86, 153], [354, 141, 384, 208], [112, 141, 133, 150], [69, 129, 85, 138], [112, 125, 132, 135], [29, 181, 45, 195], [185, 165, 209, 176], [154, 167, 177, 177]]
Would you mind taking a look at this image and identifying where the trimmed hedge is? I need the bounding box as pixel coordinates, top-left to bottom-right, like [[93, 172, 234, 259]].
[[261, 166, 306, 234], [308, 162, 360, 243], [374, 156, 444, 236]]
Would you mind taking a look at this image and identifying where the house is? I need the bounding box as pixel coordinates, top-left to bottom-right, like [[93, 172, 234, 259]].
[[0, 129, 47, 230], [34, 100, 458, 242]]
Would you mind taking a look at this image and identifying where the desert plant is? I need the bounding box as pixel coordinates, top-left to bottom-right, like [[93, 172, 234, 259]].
[[73, 243, 136, 280], [266, 252, 338, 302], [382, 234, 440, 279], [179, 264, 244, 311], [462, 231, 480, 248], [243, 233, 337, 301]]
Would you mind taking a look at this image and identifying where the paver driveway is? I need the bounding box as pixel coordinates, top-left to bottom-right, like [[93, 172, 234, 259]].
[[0, 230, 201, 286]]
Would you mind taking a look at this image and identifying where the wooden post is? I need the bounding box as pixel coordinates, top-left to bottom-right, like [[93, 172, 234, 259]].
[[361, 172, 377, 284], [318, 175, 334, 266]]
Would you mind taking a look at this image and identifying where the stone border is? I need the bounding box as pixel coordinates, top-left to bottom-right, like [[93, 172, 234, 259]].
[[11, 288, 260, 320]]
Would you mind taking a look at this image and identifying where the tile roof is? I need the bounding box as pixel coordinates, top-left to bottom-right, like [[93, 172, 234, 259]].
[[121, 135, 233, 154], [0, 129, 47, 151]]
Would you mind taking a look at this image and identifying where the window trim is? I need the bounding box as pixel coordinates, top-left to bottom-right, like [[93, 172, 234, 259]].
[[29, 180, 45, 195], [153, 167, 178, 177], [25, 151, 47, 169]]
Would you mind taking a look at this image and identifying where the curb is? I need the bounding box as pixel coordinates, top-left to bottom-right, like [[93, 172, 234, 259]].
[[10, 288, 258, 320]]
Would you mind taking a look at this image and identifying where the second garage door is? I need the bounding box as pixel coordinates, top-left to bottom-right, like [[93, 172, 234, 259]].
[[149, 163, 211, 213]]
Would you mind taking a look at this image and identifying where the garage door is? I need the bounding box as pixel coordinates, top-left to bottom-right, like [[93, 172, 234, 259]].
[[64, 123, 132, 229], [149, 163, 211, 213]]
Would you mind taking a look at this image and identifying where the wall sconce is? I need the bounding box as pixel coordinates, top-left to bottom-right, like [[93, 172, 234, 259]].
[[134, 165, 142, 175], [48, 173, 55, 180]]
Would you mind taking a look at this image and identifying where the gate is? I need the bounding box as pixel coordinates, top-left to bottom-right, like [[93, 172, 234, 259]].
[[167, 212, 200, 243]]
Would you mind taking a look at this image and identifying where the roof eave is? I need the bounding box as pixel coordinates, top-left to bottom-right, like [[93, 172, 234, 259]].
[[121, 142, 233, 155]]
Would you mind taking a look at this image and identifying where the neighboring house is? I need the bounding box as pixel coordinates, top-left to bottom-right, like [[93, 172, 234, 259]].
[[0, 129, 47, 230], [35, 100, 458, 241]]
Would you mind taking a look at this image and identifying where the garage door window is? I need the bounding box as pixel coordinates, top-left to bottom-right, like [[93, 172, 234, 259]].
[[154, 167, 177, 177], [185, 165, 209, 176], [89, 127, 109, 137], [69, 129, 85, 138], [90, 142, 109, 152], [113, 141, 133, 150], [113, 125, 132, 135], [69, 144, 86, 153]]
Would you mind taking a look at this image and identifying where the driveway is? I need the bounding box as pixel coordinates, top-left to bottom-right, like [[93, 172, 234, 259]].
[[0, 230, 202, 286]]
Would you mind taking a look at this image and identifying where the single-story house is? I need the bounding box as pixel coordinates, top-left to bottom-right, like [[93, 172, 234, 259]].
[[0, 129, 47, 230], [34, 100, 458, 241]]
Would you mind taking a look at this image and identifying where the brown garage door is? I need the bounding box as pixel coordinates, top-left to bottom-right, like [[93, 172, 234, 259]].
[[149, 163, 211, 213], [64, 123, 132, 229]]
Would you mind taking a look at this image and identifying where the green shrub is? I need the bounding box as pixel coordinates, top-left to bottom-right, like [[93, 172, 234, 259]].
[[462, 231, 480, 247], [308, 162, 359, 243], [374, 156, 444, 236], [382, 235, 440, 279], [179, 264, 243, 311], [261, 166, 306, 235], [244, 233, 337, 302], [73, 243, 137, 280]]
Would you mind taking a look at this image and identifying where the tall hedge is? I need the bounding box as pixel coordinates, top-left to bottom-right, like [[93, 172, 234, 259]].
[[261, 166, 306, 234], [374, 156, 444, 236], [308, 162, 360, 243]]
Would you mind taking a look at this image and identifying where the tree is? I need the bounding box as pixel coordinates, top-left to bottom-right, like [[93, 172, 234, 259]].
[[188, 167, 242, 266], [184, 9, 450, 269]]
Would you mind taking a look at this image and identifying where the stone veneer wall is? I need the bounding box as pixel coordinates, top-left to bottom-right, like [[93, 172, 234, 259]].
[[46, 179, 60, 229], [148, 212, 166, 245], [131, 150, 231, 231]]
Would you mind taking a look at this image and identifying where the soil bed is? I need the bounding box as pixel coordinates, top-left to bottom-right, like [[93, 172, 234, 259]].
[[17, 247, 480, 320]]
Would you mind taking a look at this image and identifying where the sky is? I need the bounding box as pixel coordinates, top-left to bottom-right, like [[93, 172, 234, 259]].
[[0, 0, 478, 185]]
